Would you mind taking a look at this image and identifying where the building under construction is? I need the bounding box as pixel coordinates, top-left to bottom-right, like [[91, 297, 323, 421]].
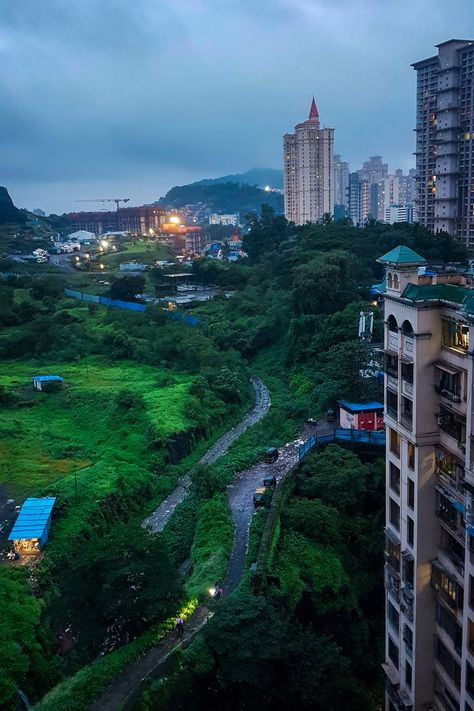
[[64, 206, 167, 236]]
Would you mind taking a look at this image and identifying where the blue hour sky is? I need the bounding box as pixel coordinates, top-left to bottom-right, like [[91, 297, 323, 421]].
[[1, 0, 474, 213]]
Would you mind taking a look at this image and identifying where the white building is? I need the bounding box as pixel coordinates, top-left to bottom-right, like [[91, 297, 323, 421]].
[[380, 245, 474, 711], [283, 97, 334, 224], [385, 204, 415, 225], [66, 230, 97, 243], [333, 154, 350, 209], [209, 213, 239, 226]]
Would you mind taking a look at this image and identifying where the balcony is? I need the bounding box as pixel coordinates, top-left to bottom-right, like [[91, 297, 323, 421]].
[[402, 336, 414, 360], [388, 331, 399, 352], [387, 375, 399, 391]]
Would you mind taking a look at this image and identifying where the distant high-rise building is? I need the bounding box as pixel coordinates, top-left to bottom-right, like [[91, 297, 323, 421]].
[[283, 97, 334, 224], [348, 173, 371, 226], [384, 204, 414, 224], [357, 155, 389, 184], [377, 172, 417, 222], [333, 154, 350, 209], [413, 39, 474, 249]]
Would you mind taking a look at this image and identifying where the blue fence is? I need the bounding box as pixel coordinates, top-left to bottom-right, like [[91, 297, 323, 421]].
[[298, 427, 386, 460], [64, 289, 200, 327]]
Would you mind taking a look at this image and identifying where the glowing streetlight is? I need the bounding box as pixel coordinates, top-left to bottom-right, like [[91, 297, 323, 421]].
[[208, 587, 216, 597], [264, 185, 271, 192], [99, 263, 105, 270], [100, 240, 109, 249], [169, 215, 180, 225]]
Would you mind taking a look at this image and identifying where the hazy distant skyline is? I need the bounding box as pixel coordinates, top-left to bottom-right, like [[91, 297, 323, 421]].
[[2, 0, 474, 214]]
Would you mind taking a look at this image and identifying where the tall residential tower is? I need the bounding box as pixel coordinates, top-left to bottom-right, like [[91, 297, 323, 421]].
[[413, 40, 474, 249], [283, 97, 334, 224], [381, 247, 474, 711]]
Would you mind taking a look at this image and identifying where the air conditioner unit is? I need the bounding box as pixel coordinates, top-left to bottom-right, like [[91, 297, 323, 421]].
[[437, 415, 447, 426]]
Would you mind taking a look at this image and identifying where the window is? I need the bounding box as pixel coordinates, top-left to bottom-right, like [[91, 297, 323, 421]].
[[386, 390, 398, 418], [401, 361, 414, 384], [405, 662, 412, 689], [408, 479, 415, 509], [432, 563, 462, 609], [435, 636, 461, 687], [401, 397, 413, 428], [390, 428, 400, 457], [387, 314, 398, 332], [390, 499, 400, 531], [385, 353, 398, 377], [390, 464, 400, 495], [437, 491, 459, 530], [438, 406, 466, 444], [440, 526, 465, 568], [388, 636, 399, 669], [403, 623, 413, 655], [407, 517, 415, 546], [435, 447, 463, 486], [437, 602, 462, 652], [434, 365, 462, 400], [388, 600, 400, 632], [442, 319, 469, 352], [407, 442, 415, 469], [467, 662, 474, 697], [403, 557, 414, 587]]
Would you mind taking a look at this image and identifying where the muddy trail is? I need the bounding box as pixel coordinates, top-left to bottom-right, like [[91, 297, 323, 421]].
[[89, 385, 330, 711], [143, 377, 270, 534]]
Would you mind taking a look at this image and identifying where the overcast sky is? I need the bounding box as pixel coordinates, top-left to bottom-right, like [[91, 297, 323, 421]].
[[2, 0, 474, 214]]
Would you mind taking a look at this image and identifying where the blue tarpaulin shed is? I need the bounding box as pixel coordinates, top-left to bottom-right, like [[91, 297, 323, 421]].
[[8, 497, 56, 553], [32, 375, 64, 391], [338, 400, 384, 413]]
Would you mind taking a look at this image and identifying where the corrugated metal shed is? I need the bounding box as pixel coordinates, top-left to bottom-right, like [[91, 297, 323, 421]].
[[32, 375, 64, 383], [338, 400, 384, 413], [8, 497, 56, 543]]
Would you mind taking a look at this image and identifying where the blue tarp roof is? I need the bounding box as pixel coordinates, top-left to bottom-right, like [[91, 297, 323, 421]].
[[338, 400, 384, 413], [8, 497, 56, 540], [32, 375, 64, 382]]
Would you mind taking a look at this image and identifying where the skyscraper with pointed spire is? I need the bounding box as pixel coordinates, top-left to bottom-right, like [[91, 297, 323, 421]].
[[283, 97, 334, 224]]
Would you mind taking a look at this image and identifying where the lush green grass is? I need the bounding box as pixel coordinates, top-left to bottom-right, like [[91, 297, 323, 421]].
[[100, 240, 173, 268], [0, 359, 196, 556]]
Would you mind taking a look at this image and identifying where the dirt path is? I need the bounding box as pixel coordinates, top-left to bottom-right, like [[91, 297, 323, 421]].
[[90, 606, 210, 711], [88, 392, 334, 711], [224, 418, 335, 593], [143, 377, 270, 534]]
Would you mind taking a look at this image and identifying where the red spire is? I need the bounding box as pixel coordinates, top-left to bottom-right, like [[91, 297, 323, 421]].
[[309, 96, 319, 120]]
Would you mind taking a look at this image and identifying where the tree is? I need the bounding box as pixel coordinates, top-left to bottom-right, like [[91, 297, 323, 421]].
[[297, 445, 368, 513], [53, 524, 180, 660], [242, 206, 290, 260], [108, 276, 145, 302]]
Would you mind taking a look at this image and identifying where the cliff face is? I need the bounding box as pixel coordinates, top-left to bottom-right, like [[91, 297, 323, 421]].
[[0, 186, 25, 224]]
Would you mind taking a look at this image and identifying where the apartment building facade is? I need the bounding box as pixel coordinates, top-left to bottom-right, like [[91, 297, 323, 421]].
[[283, 97, 334, 224], [381, 245, 474, 711], [413, 40, 474, 249]]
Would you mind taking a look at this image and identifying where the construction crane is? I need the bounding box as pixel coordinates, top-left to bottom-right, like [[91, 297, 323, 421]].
[[75, 198, 131, 211]]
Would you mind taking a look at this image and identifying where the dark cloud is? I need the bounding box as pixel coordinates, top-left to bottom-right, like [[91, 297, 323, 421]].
[[1, 0, 473, 212]]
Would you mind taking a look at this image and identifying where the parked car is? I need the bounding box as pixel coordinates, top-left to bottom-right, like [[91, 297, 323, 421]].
[[263, 475, 276, 488], [326, 408, 336, 422], [253, 487, 267, 506], [264, 447, 279, 464]]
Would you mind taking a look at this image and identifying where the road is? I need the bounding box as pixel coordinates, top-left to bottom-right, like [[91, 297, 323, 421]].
[[224, 417, 336, 593], [143, 377, 270, 534], [88, 392, 333, 711]]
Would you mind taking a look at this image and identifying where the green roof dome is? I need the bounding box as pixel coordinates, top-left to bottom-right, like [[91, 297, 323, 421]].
[[377, 245, 426, 266]]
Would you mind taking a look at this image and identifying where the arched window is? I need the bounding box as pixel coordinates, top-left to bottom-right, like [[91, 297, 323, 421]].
[[393, 273, 400, 290], [401, 320, 414, 336], [387, 315, 398, 333], [387, 272, 393, 289]]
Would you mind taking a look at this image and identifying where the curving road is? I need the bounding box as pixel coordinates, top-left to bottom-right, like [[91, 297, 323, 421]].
[[143, 377, 270, 534]]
